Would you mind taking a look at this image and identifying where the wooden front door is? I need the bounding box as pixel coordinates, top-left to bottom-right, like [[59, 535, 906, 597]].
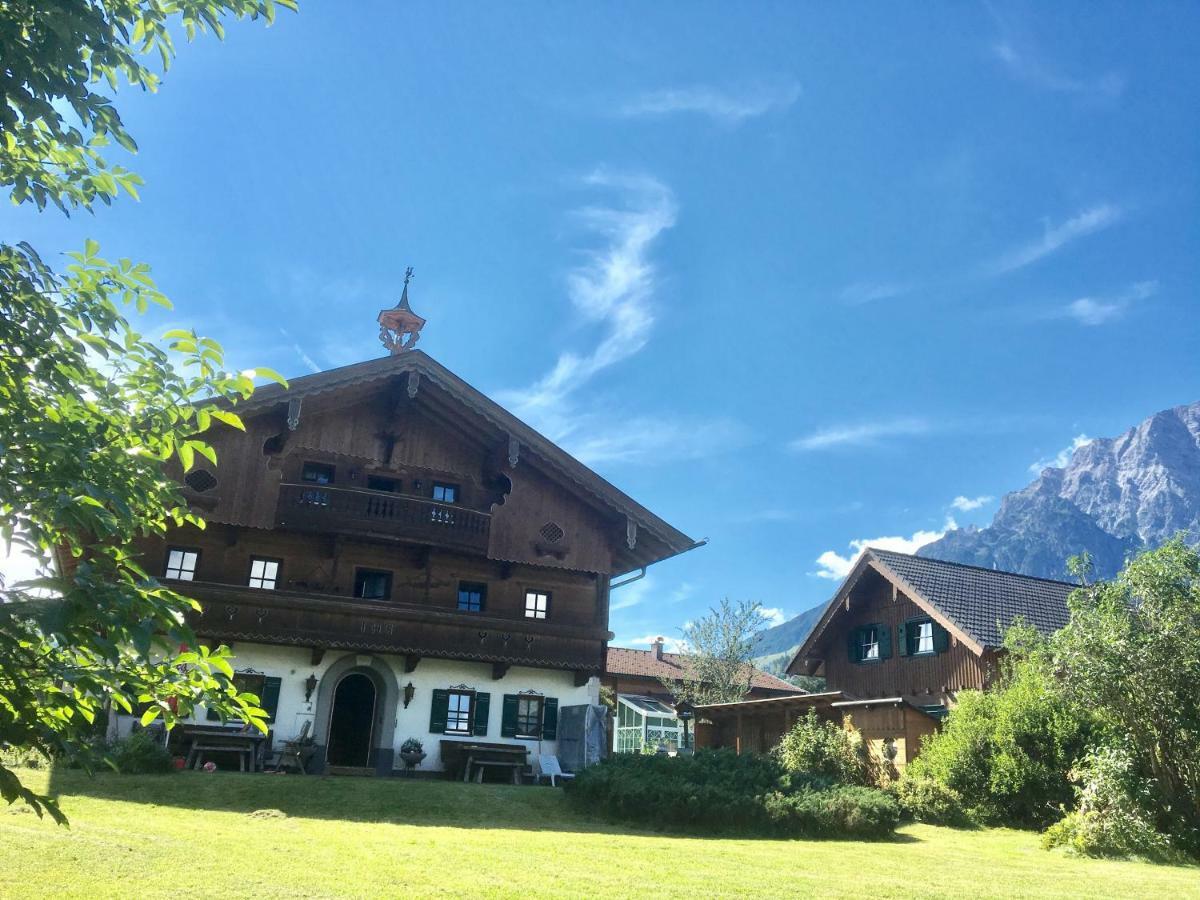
[[326, 672, 378, 768]]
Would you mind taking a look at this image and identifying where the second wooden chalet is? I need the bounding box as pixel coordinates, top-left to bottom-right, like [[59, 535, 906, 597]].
[[125, 282, 700, 775], [695, 549, 1077, 768]]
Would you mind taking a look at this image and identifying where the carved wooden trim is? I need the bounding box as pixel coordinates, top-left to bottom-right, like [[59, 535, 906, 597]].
[[491, 662, 510, 680], [507, 435, 520, 468], [406, 371, 421, 398], [287, 397, 303, 432], [310, 647, 326, 666], [626, 516, 637, 551], [404, 654, 421, 673]]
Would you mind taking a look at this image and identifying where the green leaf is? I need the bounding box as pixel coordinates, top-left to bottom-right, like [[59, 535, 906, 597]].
[[254, 367, 288, 386], [210, 409, 245, 431], [84, 238, 100, 259], [139, 706, 161, 727]]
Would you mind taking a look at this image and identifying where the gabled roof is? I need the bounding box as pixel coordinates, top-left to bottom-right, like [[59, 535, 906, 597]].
[[606, 646, 804, 694], [236, 350, 698, 573], [789, 548, 1077, 672]]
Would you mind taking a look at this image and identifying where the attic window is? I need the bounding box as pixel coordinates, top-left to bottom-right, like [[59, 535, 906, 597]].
[[539, 522, 564, 544], [184, 470, 217, 492]]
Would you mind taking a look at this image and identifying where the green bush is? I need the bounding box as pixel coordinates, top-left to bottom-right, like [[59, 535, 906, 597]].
[[897, 628, 1090, 829], [1043, 745, 1188, 862], [566, 750, 898, 839], [109, 731, 174, 775], [773, 709, 869, 786], [762, 785, 900, 839]]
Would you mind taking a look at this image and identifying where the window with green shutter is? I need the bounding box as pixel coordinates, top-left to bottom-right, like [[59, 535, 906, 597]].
[[429, 688, 450, 734], [500, 694, 520, 738], [541, 697, 558, 741], [472, 692, 490, 736], [206, 672, 281, 723], [901, 617, 950, 656], [848, 624, 890, 663]]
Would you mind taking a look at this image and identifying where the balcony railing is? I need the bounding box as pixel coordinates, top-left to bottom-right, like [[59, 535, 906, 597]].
[[275, 483, 490, 553]]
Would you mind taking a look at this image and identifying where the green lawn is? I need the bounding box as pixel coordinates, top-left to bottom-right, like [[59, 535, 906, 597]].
[[1, 769, 1195, 899]]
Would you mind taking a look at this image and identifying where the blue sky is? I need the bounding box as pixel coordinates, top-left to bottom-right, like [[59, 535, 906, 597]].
[[5, 2, 1199, 647]]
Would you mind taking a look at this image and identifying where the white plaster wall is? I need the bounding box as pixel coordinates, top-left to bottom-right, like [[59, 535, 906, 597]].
[[117, 643, 599, 773]]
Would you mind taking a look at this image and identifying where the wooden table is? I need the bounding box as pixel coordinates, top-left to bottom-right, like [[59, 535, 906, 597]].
[[182, 724, 270, 773], [439, 740, 529, 785]]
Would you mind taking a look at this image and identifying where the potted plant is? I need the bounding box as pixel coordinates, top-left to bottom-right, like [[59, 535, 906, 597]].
[[399, 737, 426, 774]]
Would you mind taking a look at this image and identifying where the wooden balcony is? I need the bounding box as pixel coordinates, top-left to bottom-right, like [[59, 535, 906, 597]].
[[274, 483, 490, 553]]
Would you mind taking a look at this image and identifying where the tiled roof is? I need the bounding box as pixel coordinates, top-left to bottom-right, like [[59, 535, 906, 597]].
[[870, 549, 1077, 648], [606, 646, 804, 693]]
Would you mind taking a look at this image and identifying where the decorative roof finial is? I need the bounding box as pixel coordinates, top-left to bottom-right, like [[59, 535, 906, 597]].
[[377, 266, 426, 355]]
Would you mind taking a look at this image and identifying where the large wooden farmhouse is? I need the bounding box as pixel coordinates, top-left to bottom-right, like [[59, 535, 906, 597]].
[[126, 284, 699, 775], [695, 548, 1077, 768]]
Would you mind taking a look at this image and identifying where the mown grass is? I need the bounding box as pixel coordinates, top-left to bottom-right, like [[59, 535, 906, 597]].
[[0, 768, 1195, 898]]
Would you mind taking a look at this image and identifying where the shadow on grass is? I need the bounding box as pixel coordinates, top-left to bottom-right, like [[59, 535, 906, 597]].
[[45, 767, 919, 845]]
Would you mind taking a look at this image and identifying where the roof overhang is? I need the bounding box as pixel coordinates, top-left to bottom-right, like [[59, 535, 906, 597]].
[[786, 550, 987, 676]]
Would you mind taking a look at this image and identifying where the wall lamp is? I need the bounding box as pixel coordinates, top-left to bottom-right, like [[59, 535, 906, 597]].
[[403, 681, 416, 709], [304, 673, 318, 703]]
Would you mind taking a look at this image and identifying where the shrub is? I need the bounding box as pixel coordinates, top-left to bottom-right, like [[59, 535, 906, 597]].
[[893, 773, 971, 827], [1043, 745, 1188, 863], [773, 709, 869, 786], [566, 749, 898, 839], [109, 731, 173, 775], [898, 627, 1090, 829], [762, 785, 901, 839]]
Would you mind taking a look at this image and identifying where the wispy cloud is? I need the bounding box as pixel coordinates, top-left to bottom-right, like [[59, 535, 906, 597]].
[[789, 418, 931, 452], [611, 575, 657, 612], [949, 495, 993, 512], [985, 204, 1123, 276], [616, 81, 801, 125], [1044, 280, 1158, 327], [566, 415, 747, 466], [839, 281, 911, 306], [1029, 433, 1093, 475], [812, 518, 957, 580], [616, 634, 687, 653], [758, 606, 788, 628], [279, 327, 321, 374], [991, 41, 1124, 100]]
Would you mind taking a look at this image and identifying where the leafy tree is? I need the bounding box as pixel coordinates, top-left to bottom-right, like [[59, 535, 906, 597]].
[[774, 708, 869, 786], [1051, 538, 1200, 857], [0, 0, 294, 822], [662, 598, 765, 705], [897, 623, 1091, 828]]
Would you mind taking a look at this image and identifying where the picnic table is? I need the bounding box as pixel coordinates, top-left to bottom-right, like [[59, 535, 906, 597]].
[[439, 739, 529, 785], [182, 724, 270, 773]]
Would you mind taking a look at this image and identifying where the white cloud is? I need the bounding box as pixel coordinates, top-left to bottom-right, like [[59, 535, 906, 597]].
[[839, 281, 911, 305], [789, 418, 930, 452], [812, 519, 956, 580], [617, 81, 801, 124], [610, 575, 657, 612], [950, 495, 993, 512], [991, 41, 1125, 100], [758, 606, 788, 628], [986, 204, 1123, 276], [1049, 280, 1158, 327], [500, 171, 674, 435], [566, 415, 746, 466], [1029, 434, 1093, 475], [278, 327, 321, 374], [668, 582, 695, 606]]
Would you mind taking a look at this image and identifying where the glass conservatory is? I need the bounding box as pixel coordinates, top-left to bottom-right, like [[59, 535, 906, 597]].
[[614, 694, 692, 754]]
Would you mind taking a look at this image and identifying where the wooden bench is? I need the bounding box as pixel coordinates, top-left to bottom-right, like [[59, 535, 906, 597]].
[[467, 758, 524, 785], [439, 739, 529, 784]]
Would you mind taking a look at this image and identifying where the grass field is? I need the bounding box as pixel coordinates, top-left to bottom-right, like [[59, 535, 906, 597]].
[[1, 768, 1195, 899]]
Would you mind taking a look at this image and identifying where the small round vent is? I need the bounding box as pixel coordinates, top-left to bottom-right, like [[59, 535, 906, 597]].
[[539, 521, 564, 544], [185, 469, 218, 492]]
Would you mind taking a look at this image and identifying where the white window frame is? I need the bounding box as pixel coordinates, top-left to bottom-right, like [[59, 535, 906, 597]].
[[248, 557, 280, 590], [861, 626, 880, 661], [916, 620, 935, 654], [164, 548, 199, 581], [524, 590, 550, 620], [445, 690, 473, 735]]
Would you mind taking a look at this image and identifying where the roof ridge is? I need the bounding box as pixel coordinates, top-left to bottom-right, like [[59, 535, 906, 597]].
[[868, 546, 1080, 588]]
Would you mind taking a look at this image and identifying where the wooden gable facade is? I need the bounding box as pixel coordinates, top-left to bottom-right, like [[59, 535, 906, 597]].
[[143, 350, 699, 679]]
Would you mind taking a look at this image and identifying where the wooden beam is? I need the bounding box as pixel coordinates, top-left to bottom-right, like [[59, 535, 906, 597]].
[[287, 397, 303, 431], [406, 371, 421, 398], [573, 670, 590, 688], [491, 662, 510, 681], [310, 647, 326, 666], [404, 654, 421, 674]]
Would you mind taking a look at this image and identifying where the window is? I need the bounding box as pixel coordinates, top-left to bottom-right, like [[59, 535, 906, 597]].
[[354, 569, 392, 600], [367, 475, 396, 492], [515, 695, 543, 738], [164, 547, 199, 581], [524, 589, 550, 620], [902, 617, 947, 656], [431, 482, 458, 503], [301, 461, 335, 485], [458, 581, 486, 612], [206, 671, 282, 723], [849, 623, 890, 663], [446, 691, 473, 734], [915, 620, 934, 654], [861, 626, 880, 661], [248, 557, 280, 590]]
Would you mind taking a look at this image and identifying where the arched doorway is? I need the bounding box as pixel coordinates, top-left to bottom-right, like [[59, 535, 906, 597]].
[[326, 673, 378, 768]]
